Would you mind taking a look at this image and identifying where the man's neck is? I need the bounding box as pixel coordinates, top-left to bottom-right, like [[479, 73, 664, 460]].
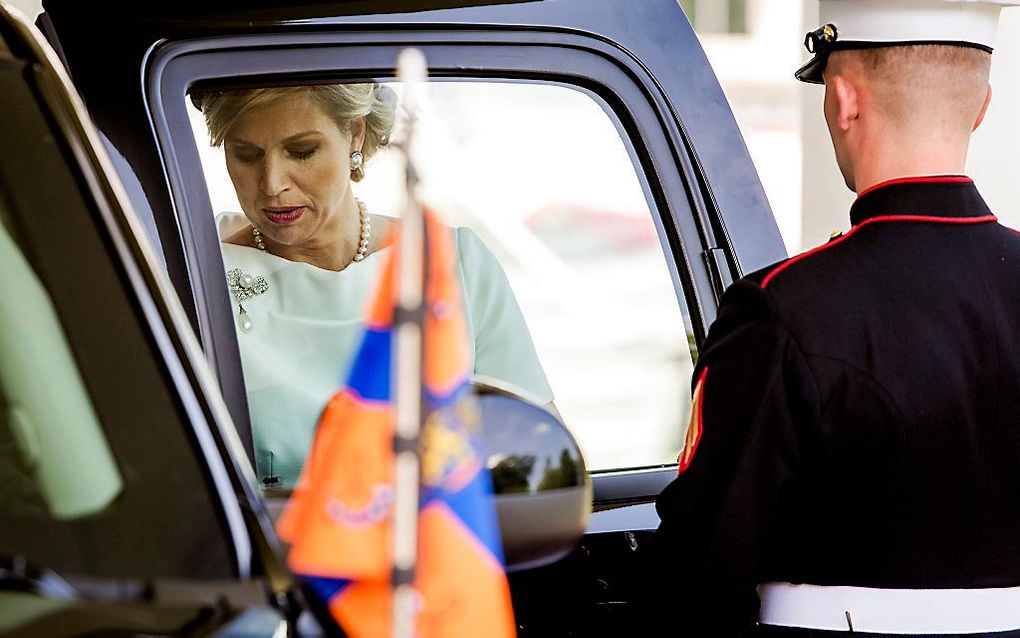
[[851, 130, 970, 195]]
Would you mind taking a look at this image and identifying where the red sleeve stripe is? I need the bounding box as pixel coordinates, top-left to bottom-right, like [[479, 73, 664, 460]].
[[678, 367, 709, 475], [855, 175, 972, 200], [761, 214, 998, 289]]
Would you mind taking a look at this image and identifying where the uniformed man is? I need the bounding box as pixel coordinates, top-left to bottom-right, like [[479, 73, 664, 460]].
[[634, 1, 1020, 635]]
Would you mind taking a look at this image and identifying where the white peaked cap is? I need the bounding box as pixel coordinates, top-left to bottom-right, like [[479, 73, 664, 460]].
[[796, 0, 1020, 83]]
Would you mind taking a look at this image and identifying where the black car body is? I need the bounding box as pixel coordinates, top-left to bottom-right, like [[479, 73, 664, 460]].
[[0, 0, 787, 634]]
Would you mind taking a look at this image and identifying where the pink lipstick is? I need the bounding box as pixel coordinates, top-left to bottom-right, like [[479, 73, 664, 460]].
[[263, 206, 305, 225]]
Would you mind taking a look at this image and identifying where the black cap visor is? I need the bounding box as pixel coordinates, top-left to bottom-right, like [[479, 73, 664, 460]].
[[795, 52, 828, 84]]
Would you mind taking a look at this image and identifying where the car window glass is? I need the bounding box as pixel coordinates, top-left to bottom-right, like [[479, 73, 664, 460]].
[[0, 207, 122, 521], [0, 58, 237, 580], [187, 81, 696, 476]]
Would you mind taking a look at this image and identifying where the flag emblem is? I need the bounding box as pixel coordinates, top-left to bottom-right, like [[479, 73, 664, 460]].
[[277, 211, 515, 637]]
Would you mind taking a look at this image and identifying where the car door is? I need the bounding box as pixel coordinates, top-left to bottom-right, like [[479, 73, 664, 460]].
[[0, 5, 326, 635], [38, 0, 787, 633]]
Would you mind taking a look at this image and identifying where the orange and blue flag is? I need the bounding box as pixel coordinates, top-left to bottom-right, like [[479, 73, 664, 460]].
[[277, 210, 515, 637]]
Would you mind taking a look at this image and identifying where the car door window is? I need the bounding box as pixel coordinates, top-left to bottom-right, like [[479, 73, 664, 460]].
[[186, 80, 696, 475], [0, 42, 238, 580], [0, 200, 122, 521]]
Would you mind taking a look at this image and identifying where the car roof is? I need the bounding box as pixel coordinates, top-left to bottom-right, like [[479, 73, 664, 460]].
[[41, 0, 540, 22]]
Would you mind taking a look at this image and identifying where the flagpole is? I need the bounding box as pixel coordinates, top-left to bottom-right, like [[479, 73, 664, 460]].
[[391, 47, 428, 638]]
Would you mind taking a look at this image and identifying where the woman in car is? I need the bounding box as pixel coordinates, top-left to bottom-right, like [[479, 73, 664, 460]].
[[197, 83, 552, 488]]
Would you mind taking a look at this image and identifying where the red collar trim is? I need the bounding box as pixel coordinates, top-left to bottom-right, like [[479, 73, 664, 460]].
[[855, 175, 972, 200], [761, 213, 997, 289]]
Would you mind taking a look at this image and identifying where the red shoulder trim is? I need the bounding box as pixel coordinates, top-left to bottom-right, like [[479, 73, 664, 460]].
[[761, 214, 997, 289], [856, 175, 972, 200], [678, 367, 709, 475]]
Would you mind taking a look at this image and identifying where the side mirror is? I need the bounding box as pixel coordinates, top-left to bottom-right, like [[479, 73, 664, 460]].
[[476, 383, 591, 572]]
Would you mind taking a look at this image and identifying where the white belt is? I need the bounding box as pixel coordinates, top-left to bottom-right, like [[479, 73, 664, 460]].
[[758, 582, 1020, 633]]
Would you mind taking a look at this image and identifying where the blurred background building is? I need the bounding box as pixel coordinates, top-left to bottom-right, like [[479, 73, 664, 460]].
[[687, 0, 1020, 252], [10, 0, 1019, 251]]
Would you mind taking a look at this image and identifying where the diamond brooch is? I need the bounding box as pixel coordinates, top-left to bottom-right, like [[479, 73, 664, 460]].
[[226, 268, 268, 332]]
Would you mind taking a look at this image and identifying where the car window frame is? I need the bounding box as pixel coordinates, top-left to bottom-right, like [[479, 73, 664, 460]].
[[142, 28, 728, 507]]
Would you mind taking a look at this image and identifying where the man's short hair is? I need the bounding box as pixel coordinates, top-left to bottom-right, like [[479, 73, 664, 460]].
[[844, 44, 990, 81], [829, 45, 991, 127]]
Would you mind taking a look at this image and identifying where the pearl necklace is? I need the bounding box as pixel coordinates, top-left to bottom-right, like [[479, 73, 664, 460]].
[[252, 198, 371, 265]]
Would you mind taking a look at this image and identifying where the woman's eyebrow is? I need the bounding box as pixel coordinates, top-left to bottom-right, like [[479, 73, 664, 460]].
[[227, 130, 322, 146], [282, 130, 322, 143]]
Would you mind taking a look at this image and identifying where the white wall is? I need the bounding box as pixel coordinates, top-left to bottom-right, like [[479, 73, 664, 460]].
[[799, 0, 855, 248], [969, 8, 1020, 231], [699, 0, 806, 252]]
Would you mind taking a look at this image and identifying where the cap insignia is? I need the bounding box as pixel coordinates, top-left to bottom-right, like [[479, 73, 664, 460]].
[[805, 22, 839, 54]]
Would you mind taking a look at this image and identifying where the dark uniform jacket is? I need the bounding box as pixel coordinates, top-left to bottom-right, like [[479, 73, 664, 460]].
[[635, 177, 1020, 635]]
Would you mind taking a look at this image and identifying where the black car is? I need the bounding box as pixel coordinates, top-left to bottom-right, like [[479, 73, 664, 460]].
[[0, 0, 786, 635]]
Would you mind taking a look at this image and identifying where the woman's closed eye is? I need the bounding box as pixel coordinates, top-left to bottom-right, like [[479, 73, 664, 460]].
[[288, 144, 319, 160], [230, 148, 263, 165]]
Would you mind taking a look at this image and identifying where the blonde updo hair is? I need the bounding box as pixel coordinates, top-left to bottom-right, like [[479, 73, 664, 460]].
[[197, 83, 397, 182]]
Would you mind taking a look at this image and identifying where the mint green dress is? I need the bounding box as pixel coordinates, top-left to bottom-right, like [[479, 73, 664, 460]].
[[221, 225, 552, 488]]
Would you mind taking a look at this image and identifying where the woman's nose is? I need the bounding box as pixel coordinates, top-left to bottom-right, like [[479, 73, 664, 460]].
[[260, 156, 290, 196]]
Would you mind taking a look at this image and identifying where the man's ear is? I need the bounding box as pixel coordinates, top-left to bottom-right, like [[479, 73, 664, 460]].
[[973, 84, 992, 131], [831, 74, 859, 132]]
